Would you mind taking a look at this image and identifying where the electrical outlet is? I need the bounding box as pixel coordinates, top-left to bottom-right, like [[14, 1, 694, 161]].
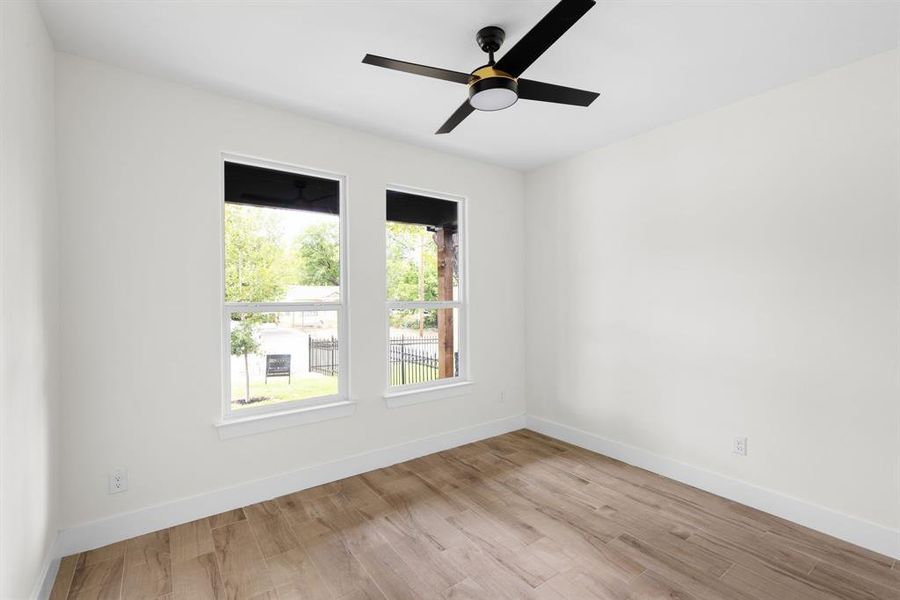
[[109, 467, 128, 494], [499, 390, 506, 405], [733, 437, 748, 456]]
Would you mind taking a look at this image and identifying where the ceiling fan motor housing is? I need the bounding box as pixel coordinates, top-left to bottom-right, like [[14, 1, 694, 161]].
[[468, 65, 518, 111]]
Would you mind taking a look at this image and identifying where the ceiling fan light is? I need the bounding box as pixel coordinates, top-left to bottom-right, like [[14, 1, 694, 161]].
[[468, 77, 518, 111]]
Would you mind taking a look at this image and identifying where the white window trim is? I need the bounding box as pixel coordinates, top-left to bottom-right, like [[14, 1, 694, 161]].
[[384, 184, 469, 401], [383, 381, 474, 408], [215, 399, 356, 440], [219, 153, 350, 430]]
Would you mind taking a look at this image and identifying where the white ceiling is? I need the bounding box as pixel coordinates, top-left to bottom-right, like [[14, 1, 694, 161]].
[[38, 1, 899, 171]]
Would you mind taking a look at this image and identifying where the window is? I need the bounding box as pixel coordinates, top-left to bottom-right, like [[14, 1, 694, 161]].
[[222, 157, 346, 420], [386, 188, 466, 393]]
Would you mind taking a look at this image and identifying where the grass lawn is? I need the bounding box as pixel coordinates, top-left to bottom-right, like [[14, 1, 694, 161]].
[[231, 373, 338, 409]]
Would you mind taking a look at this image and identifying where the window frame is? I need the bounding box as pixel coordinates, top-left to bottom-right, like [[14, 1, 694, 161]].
[[384, 184, 469, 395], [220, 153, 349, 423]]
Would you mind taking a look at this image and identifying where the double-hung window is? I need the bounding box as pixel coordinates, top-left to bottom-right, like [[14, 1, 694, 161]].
[[222, 157, 346, 421], [385, 187, 467, 393]]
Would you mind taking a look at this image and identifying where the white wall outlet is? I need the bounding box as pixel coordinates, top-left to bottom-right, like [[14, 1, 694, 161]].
[[499, 390, 506, 405], [109, 467, 128, 494], [733, 437, 748, 456]]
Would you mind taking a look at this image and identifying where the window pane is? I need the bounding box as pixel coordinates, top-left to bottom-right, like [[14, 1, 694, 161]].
[[224, 203, 340, 304], [386, 192, 458, 302], [229, 311, 338, 410], [389, 308, 460, 386]]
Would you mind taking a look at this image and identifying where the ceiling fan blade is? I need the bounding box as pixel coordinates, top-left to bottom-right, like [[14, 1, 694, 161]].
[[517, 79, 599, 106], [362, 54, 471, 85], [436, 101, 475, 134], [494, 0, 595, 78]]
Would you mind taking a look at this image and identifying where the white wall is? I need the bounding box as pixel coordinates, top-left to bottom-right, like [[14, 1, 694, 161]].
[[55, 54, 525, 530], [45, 22, 900, 565], [0, 1, 60, 597], [526, 51, 900, 534]]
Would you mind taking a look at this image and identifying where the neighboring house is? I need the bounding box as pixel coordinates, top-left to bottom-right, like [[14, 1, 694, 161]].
[[284, 285, 340, 303], [281, 285, 339, 328]]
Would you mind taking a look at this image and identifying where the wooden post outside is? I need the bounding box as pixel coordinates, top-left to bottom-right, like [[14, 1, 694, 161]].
[[418, 234, 425, 337], [435, 227, 454, 378]]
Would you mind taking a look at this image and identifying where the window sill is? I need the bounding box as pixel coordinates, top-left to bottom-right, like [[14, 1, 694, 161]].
[[383, 381, 474, 408], [215, 399, 356, 440]]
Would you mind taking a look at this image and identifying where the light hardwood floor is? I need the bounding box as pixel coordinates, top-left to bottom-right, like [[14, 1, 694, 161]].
[[50, 430, 899, 599]]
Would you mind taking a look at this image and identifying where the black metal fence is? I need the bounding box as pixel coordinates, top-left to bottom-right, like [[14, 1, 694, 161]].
[[308, 335, 457, 385], [309, 336, 339, 376], [390, 335, 440, 385]]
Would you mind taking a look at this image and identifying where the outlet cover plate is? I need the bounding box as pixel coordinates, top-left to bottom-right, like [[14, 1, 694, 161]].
[[109, 467, 128, 494]]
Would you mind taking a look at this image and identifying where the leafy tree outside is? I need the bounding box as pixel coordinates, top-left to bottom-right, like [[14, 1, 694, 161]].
[[290, 222, 340, 286], [386, 222, 439, 330], [225, 204, 290, 402], [230, 320, 259, 403], [224, 204, 286, 303]]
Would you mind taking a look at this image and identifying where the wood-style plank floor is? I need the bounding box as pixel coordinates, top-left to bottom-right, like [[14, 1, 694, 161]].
[[50, 430, 899, 599]]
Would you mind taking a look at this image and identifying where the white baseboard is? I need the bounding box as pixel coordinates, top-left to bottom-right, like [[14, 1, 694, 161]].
[[32, 554, 59, 600], [50, 414, 527, 560], [526, 415, 900, 560]]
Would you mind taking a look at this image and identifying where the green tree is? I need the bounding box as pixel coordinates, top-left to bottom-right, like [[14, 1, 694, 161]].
[[293, 222, 340, 286], [224, 204, 286, 303], [386, 223, 439, 330], [224, 204, 287, 404], [230, 319, 259, 404]]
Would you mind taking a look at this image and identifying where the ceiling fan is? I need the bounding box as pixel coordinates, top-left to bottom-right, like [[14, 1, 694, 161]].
[[362, 0, 600, 134]]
